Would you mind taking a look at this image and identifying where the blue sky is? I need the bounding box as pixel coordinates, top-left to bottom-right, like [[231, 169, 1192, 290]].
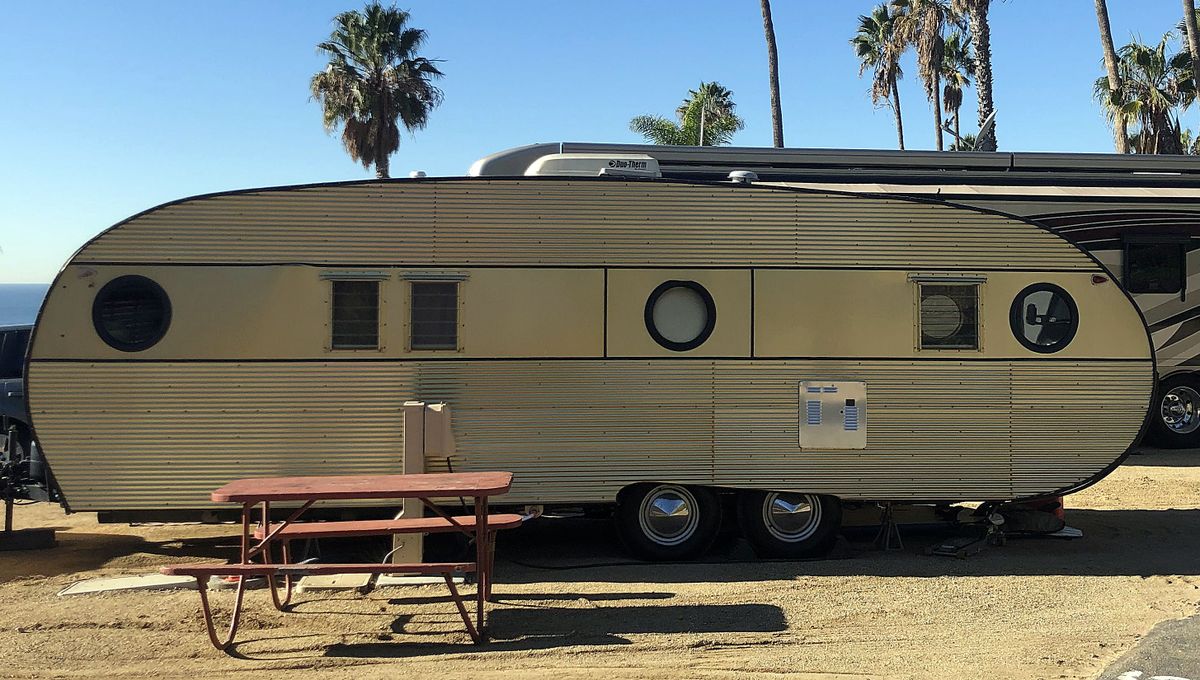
[[0, 1, 1192, 283]]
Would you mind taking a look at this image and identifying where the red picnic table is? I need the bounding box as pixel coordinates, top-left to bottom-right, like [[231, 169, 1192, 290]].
[[161, 471, 523, 651]]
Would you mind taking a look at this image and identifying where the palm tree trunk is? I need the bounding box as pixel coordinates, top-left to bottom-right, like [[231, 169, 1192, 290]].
[[971, 1, 997, 151], [1182, 0, 1200, 138], [760, 0, 785, 147], [954, 109, 961, 150], [891, 76, 906, 150], [376, 153, 390, 179], [1094, 0, 1129, 153], [933, 73, 944, 151]]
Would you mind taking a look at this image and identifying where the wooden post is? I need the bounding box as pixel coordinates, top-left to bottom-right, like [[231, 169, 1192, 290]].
[[394, 401, 428, 564]]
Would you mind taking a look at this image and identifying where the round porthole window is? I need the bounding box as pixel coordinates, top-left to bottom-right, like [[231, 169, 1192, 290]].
[[92, 275, 172, 352], [1010, 283, 1077, 353], [644, 280, 716, 351]]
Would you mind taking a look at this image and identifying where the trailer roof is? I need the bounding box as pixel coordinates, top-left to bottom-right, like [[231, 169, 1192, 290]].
[[469, 142, 1200, 188]]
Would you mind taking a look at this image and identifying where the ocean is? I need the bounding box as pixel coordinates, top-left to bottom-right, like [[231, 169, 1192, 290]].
[[0, 283, 50, 326]]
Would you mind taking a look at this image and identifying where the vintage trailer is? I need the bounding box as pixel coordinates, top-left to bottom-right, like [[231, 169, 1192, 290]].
[[26, 176, 1154, 559]]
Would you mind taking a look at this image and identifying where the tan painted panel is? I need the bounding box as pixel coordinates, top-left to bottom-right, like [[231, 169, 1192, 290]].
[[35, 265, 333, 360], [443, 268, 603, 358], [606, 269, 750, 357], [755, 270, 1149, 359], [34, 266, 604, 360]]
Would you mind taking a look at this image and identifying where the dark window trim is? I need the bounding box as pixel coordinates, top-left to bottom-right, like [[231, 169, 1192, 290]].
[[92, 275, 172, 352], [917, 282, 980, 351], [1122, 234, 1189, 299], [330, 279, 381, 350], [643, 280, 717, 352], [1009, 282, 1079, 354], [409, 280, 459, 351]]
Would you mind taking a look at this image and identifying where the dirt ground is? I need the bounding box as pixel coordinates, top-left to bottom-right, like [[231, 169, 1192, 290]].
[[0, 450, 1198, 680]]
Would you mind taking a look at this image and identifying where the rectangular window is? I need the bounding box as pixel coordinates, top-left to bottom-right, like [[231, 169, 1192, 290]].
[[331, 280, 379, 350], [1125, 241, 1185, 294], [410, 281, 458, 350], [919, 283, 979, 350]]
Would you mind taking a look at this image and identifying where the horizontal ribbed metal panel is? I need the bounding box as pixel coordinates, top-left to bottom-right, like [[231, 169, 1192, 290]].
[[74, 180, 1097, 270], [28, 359, 1150, 510]]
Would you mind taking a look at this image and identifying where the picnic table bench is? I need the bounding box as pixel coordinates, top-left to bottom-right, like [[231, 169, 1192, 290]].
[[161, 471, 521, 651]]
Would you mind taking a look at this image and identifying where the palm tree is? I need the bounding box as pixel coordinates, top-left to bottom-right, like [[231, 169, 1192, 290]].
[[760, 0, 785, 147], [676, 82, 737, 147], [889, 0, 962, 150], [1179, 1, 1200, 132], [310, 3, 444, 179], [951, 0, 996, 150], [950, 132, 978, 150], [1094, 35, 1190, 154], [630, 82, 745, 146], [852, 4, 907, 150], [1094, 0, 1129, 153], [941, 31, 974, 148]]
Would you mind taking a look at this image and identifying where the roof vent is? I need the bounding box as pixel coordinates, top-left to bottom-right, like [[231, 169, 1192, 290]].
[[525, 153, 661, 178], [409, 170, 427, 178], [728, 170, 758, 184]]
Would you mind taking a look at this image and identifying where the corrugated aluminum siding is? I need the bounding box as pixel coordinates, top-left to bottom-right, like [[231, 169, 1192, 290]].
[[74, 180, 1098, 270], [29, 359, 1150, 510]]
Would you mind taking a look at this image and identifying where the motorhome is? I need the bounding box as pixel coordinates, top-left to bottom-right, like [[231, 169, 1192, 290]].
[[25, 173, 1153, 560], [476, 142, 1200, 448]]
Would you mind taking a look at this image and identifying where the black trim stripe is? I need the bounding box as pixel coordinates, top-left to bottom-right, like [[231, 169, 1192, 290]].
[[67, 261, 1098, 273], [29, 356, 1152, 364]]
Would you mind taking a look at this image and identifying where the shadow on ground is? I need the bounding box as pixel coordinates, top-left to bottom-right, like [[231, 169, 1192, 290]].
[[494, 509, 1200, 582], [319, 603, 785, 659]]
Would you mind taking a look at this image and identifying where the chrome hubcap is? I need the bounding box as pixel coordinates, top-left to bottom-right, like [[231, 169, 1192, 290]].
[[1161, 386, 1200, 434], [638, 485, 699, 546], [762, 492, 821, 542]]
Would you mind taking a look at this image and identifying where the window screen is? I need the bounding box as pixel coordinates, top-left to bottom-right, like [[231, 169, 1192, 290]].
[[1125, 241, 1185, 294], [331, 280, 379, 349], [919, 284, 979, 350], [410, 282, 458, 350]]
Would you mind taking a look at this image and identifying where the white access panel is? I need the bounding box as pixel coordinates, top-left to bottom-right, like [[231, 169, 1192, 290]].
[[799, 381, 867, 450]]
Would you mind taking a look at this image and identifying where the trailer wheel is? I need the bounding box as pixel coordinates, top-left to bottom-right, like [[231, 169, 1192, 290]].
[[615, 483, 721, 561], [1149, 373, 1200, 449], [737, 491, 841, 558]]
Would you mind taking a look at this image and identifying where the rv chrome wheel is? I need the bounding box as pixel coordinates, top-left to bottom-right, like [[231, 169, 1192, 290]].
[[761, 492, 822, 542], [738, 491, 842, 559], [616, 483, 722, 561], [638, 484, 700, 546], [1161, 386, 1200, 434]]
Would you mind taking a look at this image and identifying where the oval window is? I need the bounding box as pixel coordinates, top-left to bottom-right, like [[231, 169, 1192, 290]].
[[1010, 283, 1077, 353], [644, 280, 716, 351], [92, 275, 172, 352]]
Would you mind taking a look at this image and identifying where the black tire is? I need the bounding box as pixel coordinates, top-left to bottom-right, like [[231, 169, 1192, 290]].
[[1148, 373, 1200, 449], [737, 491, 841, 559], [615, 483, 721, 561]]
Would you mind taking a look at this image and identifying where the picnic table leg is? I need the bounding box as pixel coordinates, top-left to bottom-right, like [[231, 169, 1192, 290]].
[[257, 501, 293, 611], [486, 530, 497, 602], [194, 573, 248, 651], [443, 574, 480, 643], [239, 502, 252, 563], [474, 495, 488, 641], [267, 539, 295, 610]]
